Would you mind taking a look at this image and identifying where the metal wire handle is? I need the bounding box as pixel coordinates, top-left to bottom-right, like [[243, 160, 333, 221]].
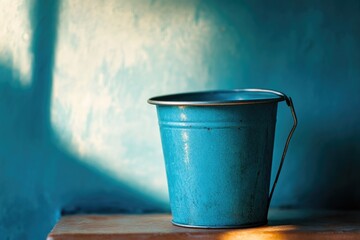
[[267, 96, 298, 209]]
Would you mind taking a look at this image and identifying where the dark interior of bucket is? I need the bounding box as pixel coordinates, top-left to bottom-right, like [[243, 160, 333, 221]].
[[151, 90, 283, 103]]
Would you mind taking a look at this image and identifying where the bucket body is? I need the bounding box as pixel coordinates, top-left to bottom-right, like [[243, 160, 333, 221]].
[[149, 89, 297, 228], [157, 103, 277, 227]]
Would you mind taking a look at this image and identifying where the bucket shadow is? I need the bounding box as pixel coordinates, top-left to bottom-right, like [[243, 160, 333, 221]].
[[304, 131, 360, 209]]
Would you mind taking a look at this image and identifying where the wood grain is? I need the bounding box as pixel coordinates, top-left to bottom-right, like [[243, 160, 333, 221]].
[[47, 209, 360, 240]]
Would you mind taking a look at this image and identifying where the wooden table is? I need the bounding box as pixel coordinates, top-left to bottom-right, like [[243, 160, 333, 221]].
[[47, 209, 360, 239]]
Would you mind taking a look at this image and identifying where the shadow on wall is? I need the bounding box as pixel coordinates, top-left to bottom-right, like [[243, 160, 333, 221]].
[[319, 135, 360, 209], [1, 0, 360, 239], [208, 0, 360, 210], [0, 1, 166, 239], [297, 128, 360, 209]]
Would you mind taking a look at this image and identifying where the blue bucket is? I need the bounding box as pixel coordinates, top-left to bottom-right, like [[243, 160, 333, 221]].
[[148, 89, 297, 228]]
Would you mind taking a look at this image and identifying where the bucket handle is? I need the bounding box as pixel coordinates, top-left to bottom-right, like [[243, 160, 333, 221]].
[[267, 94, 298, 209]]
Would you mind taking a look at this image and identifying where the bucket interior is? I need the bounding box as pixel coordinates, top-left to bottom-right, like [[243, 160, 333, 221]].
[[148, 89, 285, 106]]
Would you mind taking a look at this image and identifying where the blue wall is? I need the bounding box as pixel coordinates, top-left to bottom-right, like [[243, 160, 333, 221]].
[[1, 0, 359, 239]]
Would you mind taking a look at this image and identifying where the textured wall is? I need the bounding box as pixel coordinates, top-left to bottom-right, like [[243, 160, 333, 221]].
[[1, 0, 360, 239]]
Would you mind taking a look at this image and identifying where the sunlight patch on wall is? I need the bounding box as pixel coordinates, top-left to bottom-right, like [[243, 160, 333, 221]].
[[0, 0, 32, 86], [51, 0, 220, 201]]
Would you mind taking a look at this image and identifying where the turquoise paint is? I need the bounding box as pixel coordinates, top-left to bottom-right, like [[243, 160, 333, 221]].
[[0, 0, 359, 239]]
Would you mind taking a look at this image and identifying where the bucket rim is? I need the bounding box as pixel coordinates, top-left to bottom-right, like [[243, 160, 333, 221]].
[[148, 88, 287, 106]]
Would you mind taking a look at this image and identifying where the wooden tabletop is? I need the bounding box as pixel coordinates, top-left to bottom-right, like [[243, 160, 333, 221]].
[[47, 209, 360, 240]]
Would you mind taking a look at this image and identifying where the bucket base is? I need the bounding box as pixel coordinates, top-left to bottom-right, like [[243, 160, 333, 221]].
[[171, 220, 268, 229]]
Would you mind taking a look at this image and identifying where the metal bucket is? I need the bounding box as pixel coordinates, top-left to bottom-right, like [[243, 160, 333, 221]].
[[148, 89, 297, 228]]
